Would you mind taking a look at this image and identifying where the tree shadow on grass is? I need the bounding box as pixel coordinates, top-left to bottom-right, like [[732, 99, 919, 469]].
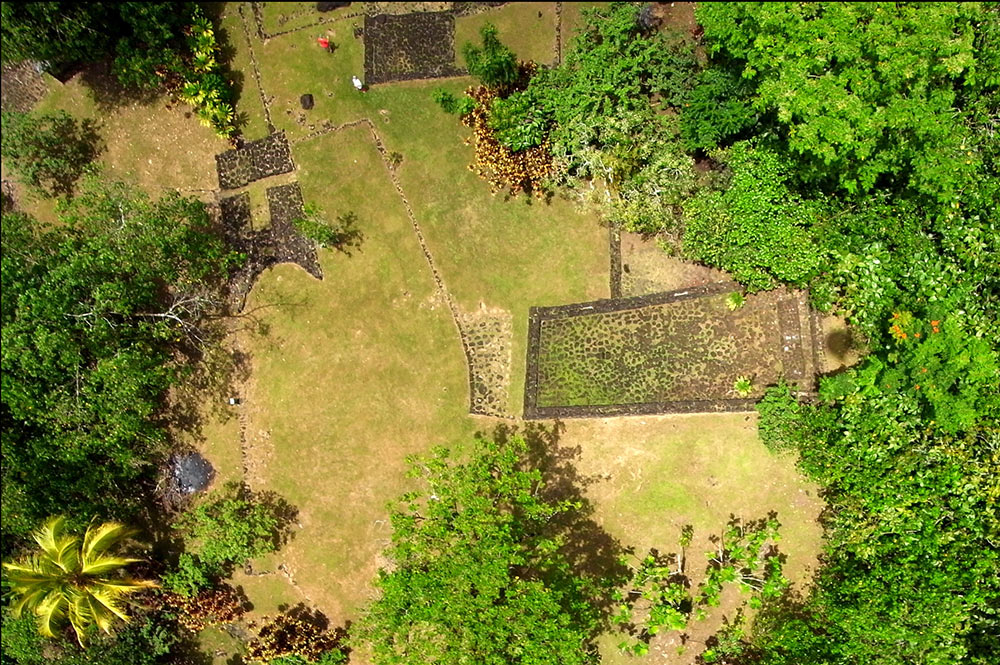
[[78, 60, 161, 112], [490, 421, 631, 631]]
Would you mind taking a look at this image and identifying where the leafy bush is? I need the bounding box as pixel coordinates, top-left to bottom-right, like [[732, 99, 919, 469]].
[[357, 435, 603, 664], [725, 292, 745, 311], [160, 552, 215, 597], [682, 141, 824, 290], [171, 481, 293, 575], [432, 89, 475, 116], [488, 90, 549, 152], [462, 23, 518, 89], [0, 2, 196, 82], [293, 207, 362, 252], [0, 609, 179, 665], [680, 67, 758, 151], [462, 83, 554, 197], [0, 111, 102, 197], [162, 584, 246, 631]]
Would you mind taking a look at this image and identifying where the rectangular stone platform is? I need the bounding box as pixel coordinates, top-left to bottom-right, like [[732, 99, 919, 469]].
[[524, 283, 820, 419]]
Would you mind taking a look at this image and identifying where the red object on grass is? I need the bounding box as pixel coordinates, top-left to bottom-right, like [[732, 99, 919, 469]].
[[317, 37, 330, 49]]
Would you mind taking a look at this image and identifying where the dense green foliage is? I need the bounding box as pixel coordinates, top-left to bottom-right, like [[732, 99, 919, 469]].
[[0, 609, 178, 665], [755, 340, 999, 663], [693, 4, 1000, 663], [0, 111, 102, 197], [0, 3, 235, 138], [1, 179, 236, 545], [680, 66, 757, 151], [451, 3, 997, 662], [698, 2, 999, 200], [683, 141, 825, 290], [0, 2, 194, 76], [358, 435, 603, 665]]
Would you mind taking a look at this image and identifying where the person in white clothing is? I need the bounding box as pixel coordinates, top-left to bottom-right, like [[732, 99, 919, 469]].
[[352, 75, 364, 91]]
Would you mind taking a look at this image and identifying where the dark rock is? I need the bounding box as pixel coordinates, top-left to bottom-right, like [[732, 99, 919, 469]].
[[169, 452, 214, 496], [638, 4, 663, 34], [300, 93, 314, 110], [317, 1, 349, 11]]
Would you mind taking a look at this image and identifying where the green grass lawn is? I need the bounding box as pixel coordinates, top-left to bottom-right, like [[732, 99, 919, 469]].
[[455, 2, 559, 67], [25, 69, 226, 201], [218, 3, 271, 140], [213, 124, 476, 624], [257, 0, 359, 37]]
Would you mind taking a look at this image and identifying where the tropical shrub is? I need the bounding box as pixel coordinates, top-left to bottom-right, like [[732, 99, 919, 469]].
[[614, 547, 691, 656], [682, 141, 824, 290], [693, 515, 787, 615], [2, 517, 156, 646], [357, 435, 603, 665], [174, 9, 237, 139], [462, 82, 554, 197], [171, 481, 292, 577], [293, 206, 362, 252], [0, 111, 102, 197], [247, 608, 346, 665], [432, 89, 475, 116], [463, 23, 518, 89], [162, 584, 246, 631]]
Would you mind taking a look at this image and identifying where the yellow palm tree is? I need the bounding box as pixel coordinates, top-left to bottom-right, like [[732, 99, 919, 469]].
[[2, 516, 157, 646]]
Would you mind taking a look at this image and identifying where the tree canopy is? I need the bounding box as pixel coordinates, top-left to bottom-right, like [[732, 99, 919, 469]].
[[1, 179, 237, 545], [698, 2, 999, 200], [358, 435, 602, 665]]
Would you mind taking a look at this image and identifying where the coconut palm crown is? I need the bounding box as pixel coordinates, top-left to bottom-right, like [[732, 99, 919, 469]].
[[2, 516, 157, 646]]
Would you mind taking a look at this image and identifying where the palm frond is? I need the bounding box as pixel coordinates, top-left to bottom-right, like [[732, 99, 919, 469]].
[[80, 554, 142, 576], [87, 587, 132, 623], [82, 522, 134, 564], [35, 592, 68, 639], [34, 517, 79, 571], [10, 585, 52, 617]]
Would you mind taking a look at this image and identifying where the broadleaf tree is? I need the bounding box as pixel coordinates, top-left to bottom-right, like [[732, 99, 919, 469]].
[[358, 435, 602, 665]]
